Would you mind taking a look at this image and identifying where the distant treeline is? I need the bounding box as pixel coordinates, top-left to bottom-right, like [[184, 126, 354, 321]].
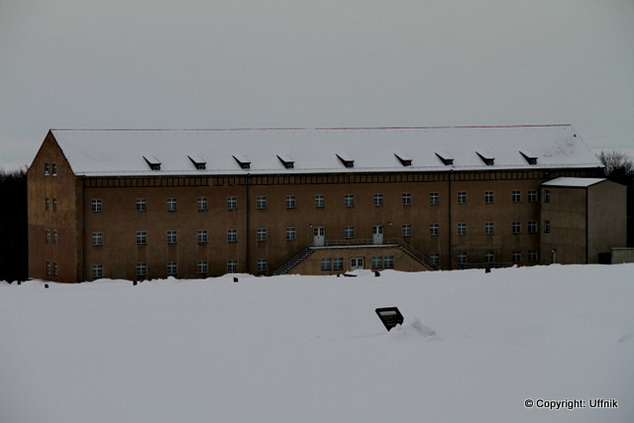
[[597, 151, 634, 247], [0, 169, 27, 282]]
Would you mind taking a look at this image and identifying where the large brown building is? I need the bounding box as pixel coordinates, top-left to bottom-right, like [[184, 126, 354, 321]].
[[27, 125, 626, 282]]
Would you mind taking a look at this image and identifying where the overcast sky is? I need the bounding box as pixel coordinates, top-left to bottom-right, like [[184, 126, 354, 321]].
[[1, 0, 633, 170]]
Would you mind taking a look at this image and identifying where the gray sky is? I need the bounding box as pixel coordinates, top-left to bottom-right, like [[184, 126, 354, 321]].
[[1, 0, 633, 170]]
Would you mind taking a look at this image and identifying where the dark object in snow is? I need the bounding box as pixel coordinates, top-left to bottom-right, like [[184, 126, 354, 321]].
[[133, 281, 137, 286], [44, 284, 49, 289], [485, 267, 491, 273], [233, 277, 238, 283], [374, 271, 381, 277], [375, 307, 404, 332], [18, 281, 21, 285], [343, 273, 357, 277]]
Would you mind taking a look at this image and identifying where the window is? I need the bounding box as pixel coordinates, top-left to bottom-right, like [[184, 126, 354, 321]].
[[45, 198, 50, 211], [46, 262, 51, 275], [512, 222, 521, 234], [457, 191, 467, 204], [92, 199, 103, 212], [167, 198, 177, 212], [333, 257, 344, 270], [372, 256, 383, 269], [429, 192, 439, 205], [430, 223, 439, 237], [52, 163, 57, 176], [227, 196, 238, 211], [528, 190, 538, 203], [458, 252, 468, 265], [52, 230, 58, 244], [544, 220, 551, 234], [197, 197, 208, 211], [543, 190, 551, 203], [45, 230, 51, 243], [44, 162, 50, 176], [485, 191, 494, 204], [457, 223, 467, 236], [92, 232, 103, 246], [257, 196, 267, 210], [286, 227, 296, 241], [53, 263, 59, 276], [286, 195, 296, 209], [136, 198, 147, 212], [383, 256, 394, 269], [321, 258, 332, 271], [227, 260, 238, 273], [485, 251, 495, 264], [197, 229, 208, 244], [256, 258, 267, 272], [257, 228, 267, 242], [485, 222, 494, 235], [167, 261, 177, 276], [345, 194, 354, 208], [402, 193, 412, 206], [197, 261, 208, 275], [528, 221, 538, 234], [430, 253, 440, 267], [314, 195, 325, 208], [167, 230, 178, 244], [374, 194, 384, 207], [528, 250, 538, 263], [136, 231, 147, 245], [92, 264, 103, 279], [136, 262, 147, 277], [52, 198, 58, 212], [227, 229, 237, 243], [512, 190, 521, 203], [402, 224, 412, 237], [512, 251, 522, 263], [344, 226, 354, 239]]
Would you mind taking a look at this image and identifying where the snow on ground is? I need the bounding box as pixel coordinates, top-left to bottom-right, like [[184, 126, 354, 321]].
[[1, 264, 633, 423]]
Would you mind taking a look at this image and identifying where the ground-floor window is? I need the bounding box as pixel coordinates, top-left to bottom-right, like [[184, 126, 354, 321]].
[[321, 258, 332, 271], [92, 264, 103, 279], [167, 261, 177, 276], [136, 262, 147, 277], [257, 258, 267, 272], [227, 260, 238, 273], [333, 257, 344, 270], [197, 260, 208, 275]]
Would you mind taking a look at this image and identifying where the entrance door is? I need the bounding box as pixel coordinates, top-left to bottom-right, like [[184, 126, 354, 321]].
[[373, 225, 384, 245], [350, 257, 364, 271], [313, 227, 325, 247]]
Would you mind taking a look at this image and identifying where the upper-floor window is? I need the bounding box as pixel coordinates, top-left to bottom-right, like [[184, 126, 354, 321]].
[[197, 229, 208, 244], [457, 223, 467, 236], [45, 198, 50, 211], [457, 191, 467, 205], [136, 198, 147, 212], [512, 221, 521, 234], [374, 194, 384, 207], [402, 193, 412, 206], [485, 191, 494, 204], [44, 162, 50, 176], [227, 196, 238, 211], [544, 220, 551, 234], [166, 198, 177, 212], [136, 231, 147, 245], [512, 190, 521, 203], [314, 195, 325, 208], [528, 221, 538, 234], [257, 196, 267, 210], [286, 195, 296, 209], [256, 228, 267, 242], [227, 229, 238, 243], [52, 198, 58, 212], [92, 199, 102, 213], [167, 230, 178, 244], [430, 223, 439, 237], [197, 197, 208, 212], [286, 227, 296, 241], [345, 194, 354, 208], [402, 224, 412, 237], [92, 232, 103, 246], [528, 190, 538, 203], [45, 230, 51, 243], [52, 163, 57, 176], [429, 192, 439, 205], [53, 230, 58, 244], [485, 222, 494, 235], [344, 225, 354, 239], [543, 190, 551, 203]]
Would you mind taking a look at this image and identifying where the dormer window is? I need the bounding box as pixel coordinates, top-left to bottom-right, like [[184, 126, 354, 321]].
[[188, 156, 207, 170], [276, 155, 295, 169], [435, 152, 454, 166], [394, 153, 412, 167], [476, 152, 495, 166], [336, 154, 354, 168], [143, 156, 161, 171], [233, 155, 251, 170], [519, 151, 538, 165]]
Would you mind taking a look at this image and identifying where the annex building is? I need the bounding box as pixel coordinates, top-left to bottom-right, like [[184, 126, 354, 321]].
[[27, 125, 626, 283]]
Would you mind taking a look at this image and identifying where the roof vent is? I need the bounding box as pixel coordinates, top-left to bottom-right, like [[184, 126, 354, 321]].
[[476, 152, 495, 166], [188, 156, 207, 170], [394, 153, 413, 167], [519, 151, 538, 165], [143, 156, 161, 171], [276, 155, 295, 169], [435, 152, 454, 166], [232, 155, 251, 170], [336, 154, 354, 168]]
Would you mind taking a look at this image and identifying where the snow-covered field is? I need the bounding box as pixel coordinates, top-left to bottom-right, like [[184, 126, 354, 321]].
[[1, 264, 633, 423]]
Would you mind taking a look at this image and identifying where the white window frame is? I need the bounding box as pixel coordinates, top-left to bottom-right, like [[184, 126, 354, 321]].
[[197, 197, 208, 212], [197, 260, 208, 275], [345, 194, 354, 208], [484, 191, 494, 204], [457, 191, 467, 205], [197, 229, 208, 244], [286, 195, 296, 209], [136, 231, 147, 245], [402, 224, 412, 237], [344, 225, 354, 239], [227, 229, 238, 243], [256, 196, 267, 210], [167, 230, 178, 244], [314, 194, 325, 208], [512, 190, 521, 203], [92, 232, 103, 246], [485, 222, 494, 235], [457, 223, 467, 236], [285, 227, 296, 241], [227, 196, 238, 211], [256, 228, 267, 242], [429, 192, 439, 205], [402, 193, 412, 206], [166, 198, 177, 212], [136, 198, 147, 212]]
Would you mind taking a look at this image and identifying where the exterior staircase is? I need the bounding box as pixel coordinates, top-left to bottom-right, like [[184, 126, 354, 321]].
[[271, 245, 316, 276]]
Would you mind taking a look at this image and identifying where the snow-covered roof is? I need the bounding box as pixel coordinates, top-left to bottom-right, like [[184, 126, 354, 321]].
[[542, 177, 607, 188], [48, 125, 603, 177]]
